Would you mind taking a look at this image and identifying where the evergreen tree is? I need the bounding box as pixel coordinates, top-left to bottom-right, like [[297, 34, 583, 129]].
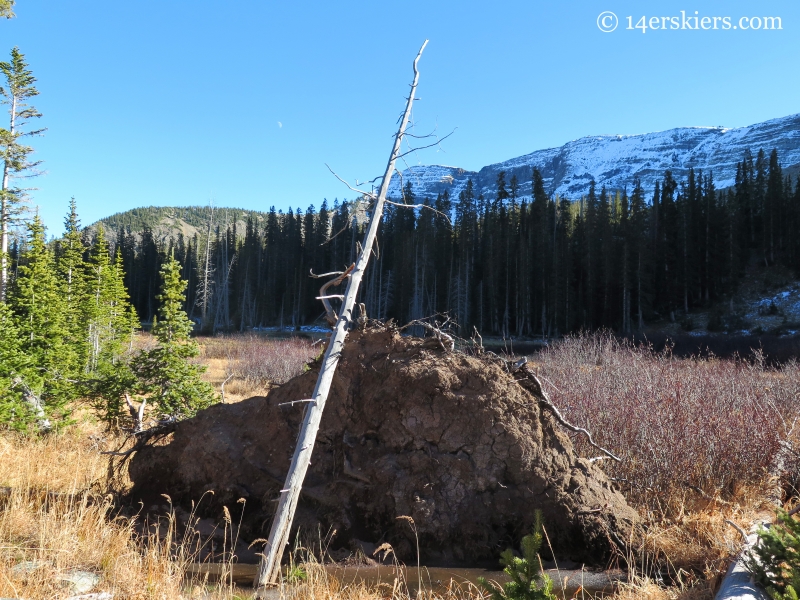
[[83, 225, 137, 372], [0, 300, 42, 429], [766, 148, 783, 264], [0, 0, 15, 18], [1, 47, 44, 301], [747, 510, 800, 600], [83, 243, 139, 428], [9, 214, 76, 417], [56, 197, 89, 367], [132, 253, 215, 419], [478, 511, 556, 600]]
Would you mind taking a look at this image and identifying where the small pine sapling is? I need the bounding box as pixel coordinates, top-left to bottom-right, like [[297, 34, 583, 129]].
[[478, 511, 556, 600], [747, 510, 800, 600]]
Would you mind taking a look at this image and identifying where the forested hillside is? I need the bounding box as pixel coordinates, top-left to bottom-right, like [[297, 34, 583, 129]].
[[94, 206, 271, 246], [18, 147, 797, 337]]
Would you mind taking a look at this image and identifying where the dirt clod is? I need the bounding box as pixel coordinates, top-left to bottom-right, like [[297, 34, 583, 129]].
[[129, 327, 638, 565]]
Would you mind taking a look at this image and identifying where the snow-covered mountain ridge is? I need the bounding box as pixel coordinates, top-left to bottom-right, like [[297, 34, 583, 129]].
[[387, 112, 800, 201]]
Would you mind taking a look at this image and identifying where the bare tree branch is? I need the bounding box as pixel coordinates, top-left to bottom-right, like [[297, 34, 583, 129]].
[[309, 269, 345, 279], [406, 319, 455, 351], [511, 358, 622, 463], [384, 198, 452, 225], [395, 128, 456, 159], [325, 164, 376, 199]]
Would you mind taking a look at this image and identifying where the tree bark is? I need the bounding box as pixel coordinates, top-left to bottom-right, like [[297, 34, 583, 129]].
[[253, 40, 429, 593], [0, 94, 17, 302]]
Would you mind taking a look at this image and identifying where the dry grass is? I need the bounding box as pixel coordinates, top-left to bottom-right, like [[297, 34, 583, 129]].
[[0, 430, 491, 600], [199, 334, 318, 402], [612, 577, 715, 600], [4, 331, 791, 599], [0, 428, 196, 599], [0, 430, 703, 600]]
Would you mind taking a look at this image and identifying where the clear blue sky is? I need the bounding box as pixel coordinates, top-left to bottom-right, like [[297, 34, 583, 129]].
[[2, 0, 798, 235]]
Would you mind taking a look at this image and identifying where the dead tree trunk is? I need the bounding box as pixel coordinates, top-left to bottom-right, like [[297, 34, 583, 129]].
[[199, 201, 214, 327], [253, 40, 429, 593]]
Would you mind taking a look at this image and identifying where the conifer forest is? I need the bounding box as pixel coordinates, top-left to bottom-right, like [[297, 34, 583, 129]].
[[20, 147, 795, 338]]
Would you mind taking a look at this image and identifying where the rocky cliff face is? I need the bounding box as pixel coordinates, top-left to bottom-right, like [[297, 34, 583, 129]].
[[388, 112, 800, 201]]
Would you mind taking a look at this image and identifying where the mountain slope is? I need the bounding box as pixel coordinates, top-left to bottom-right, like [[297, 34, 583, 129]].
[[92, 206, 271, 245], [387, 112, 800, 201]]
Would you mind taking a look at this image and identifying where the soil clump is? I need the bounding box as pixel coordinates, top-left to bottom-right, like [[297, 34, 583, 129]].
[[128, 326, 638, 565]]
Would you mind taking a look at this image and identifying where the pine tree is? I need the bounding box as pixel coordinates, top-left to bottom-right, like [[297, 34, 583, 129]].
[[1, 47, 44, 302], [9, 214, 76, 417], [766, 149, 783, 264], [132, 253, 215, 419], [84, 249, 139, 428], [0, 300, 43, 429], [747, 510, 800, 599], [84, 225, 137, 372], [0, 0, 15, 18], [56, 198, 89, 368]]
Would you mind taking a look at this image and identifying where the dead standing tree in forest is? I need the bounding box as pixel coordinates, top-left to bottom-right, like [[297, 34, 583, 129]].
[[253, 40, 430, 592]]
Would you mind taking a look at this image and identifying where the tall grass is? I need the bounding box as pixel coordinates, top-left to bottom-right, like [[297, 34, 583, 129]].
[[0, 429, 193, 599]]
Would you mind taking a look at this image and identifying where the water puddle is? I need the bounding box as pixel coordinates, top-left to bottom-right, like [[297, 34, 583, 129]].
[[188, 563, 626, 597]]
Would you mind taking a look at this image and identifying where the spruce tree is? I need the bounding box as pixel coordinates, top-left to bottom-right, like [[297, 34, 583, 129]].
[[56, 198, 89, 369], [747, 510, 800, 599], [0, 0, 15, 18], [478, 511, 556, 600], [84, 247, 139, 428], [132, 253, 215, 420], [0, 300, 42, 428], [84, 225, 136, 371], [1, 47, 44, 302], [9, 214, 76, 418]]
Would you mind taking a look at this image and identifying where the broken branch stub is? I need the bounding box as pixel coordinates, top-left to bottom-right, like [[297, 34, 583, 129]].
[[316, 263, 354, 325], [253, 39, 429, 592]]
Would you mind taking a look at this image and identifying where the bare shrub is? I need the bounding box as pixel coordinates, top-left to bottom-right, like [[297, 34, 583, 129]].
[[203, 334, 317, 386], [534, 332, 800, 509]]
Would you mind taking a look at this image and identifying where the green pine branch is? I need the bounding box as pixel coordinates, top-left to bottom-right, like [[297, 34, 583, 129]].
[[478, 511, 557, 600]]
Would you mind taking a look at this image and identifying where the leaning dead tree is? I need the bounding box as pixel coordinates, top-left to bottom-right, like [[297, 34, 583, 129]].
[[253, 40, 429, 592]]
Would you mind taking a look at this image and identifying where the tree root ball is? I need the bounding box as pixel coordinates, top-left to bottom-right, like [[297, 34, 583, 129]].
[[129, 327, 638, 565]]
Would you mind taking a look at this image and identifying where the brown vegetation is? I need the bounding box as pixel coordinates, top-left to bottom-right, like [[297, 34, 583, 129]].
[[0, 425, 193, 599], [535, 333, 799, 504], [199, 334, 318, 401], [2, 332, 797, 599], [533, 333, 799, 581]]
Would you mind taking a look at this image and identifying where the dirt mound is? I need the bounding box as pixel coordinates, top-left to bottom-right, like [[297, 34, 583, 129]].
[[129, 327, 638, 565]]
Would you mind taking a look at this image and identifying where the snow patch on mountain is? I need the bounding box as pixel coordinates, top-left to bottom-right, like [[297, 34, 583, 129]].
[[387, 113, 800, 201]]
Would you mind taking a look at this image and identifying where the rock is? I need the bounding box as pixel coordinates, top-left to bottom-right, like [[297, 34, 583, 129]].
[[10, 560, 46, 574], [129, 327, 639, 565], [60, 570, 100, 594], [65, 593, 113, 600]]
